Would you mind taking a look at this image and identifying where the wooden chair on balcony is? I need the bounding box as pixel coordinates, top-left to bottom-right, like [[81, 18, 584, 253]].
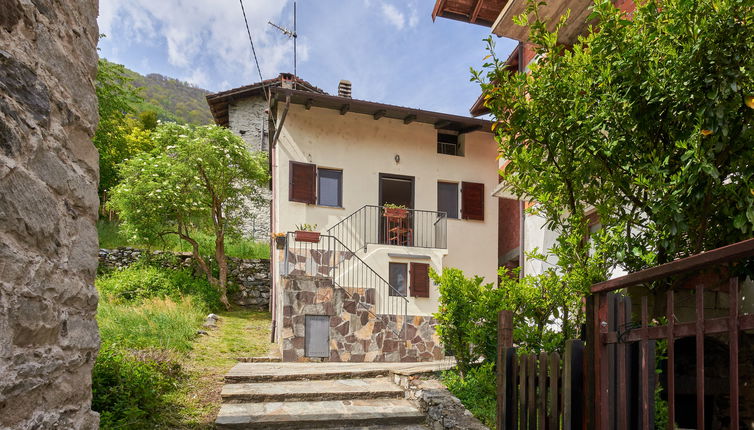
[[386, 216, 413, 246]]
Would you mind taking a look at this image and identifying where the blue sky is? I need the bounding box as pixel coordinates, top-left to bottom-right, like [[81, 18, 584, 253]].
[[98, 0, 517, 117]]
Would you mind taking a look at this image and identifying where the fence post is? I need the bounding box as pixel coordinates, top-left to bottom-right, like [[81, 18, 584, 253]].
[[498, 310, 514, 430]]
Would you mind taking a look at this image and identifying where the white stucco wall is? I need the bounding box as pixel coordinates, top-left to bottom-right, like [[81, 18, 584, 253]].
[[272, 104, 500, 316]]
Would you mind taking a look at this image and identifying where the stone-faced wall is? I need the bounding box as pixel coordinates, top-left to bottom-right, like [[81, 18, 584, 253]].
[[0, 1, 101, 428], [228, 96, 270, 241], [280, 276, 443, 362], [98, 248, 271, 308]]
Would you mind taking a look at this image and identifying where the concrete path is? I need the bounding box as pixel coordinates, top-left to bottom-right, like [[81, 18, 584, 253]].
[[215, 361, 452, 429]]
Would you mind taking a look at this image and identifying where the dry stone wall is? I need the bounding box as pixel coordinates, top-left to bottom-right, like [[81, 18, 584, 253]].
[[98, 248, 271, 308], [0, 1, 101, 428], [280, 276, 443, 362]]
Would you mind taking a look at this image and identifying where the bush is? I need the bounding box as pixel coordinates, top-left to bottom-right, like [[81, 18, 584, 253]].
[[442, 362, 497, 428], [97, 264, 222, 311], [97, 297, 205, 352], [431, 267, 499, 375], [92, 345, 182, 429]]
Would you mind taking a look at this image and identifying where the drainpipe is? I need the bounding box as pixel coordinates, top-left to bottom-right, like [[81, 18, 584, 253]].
[[518, 42, 525, 280]]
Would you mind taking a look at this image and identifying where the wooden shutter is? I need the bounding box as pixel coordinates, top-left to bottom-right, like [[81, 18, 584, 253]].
[[410, 263, 430, 298], [289, 161, 316, 204], [461, 181, 485, 221]]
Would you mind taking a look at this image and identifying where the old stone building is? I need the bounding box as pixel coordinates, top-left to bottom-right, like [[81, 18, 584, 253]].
[[0, 0, 101, 428], [206, 74, 325, 241]]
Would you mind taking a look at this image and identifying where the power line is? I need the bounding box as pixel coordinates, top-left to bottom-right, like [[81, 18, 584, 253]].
[[239, 0, 265, 85]]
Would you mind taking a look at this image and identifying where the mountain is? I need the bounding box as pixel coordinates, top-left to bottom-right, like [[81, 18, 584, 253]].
[[119, 63, 214, 125]]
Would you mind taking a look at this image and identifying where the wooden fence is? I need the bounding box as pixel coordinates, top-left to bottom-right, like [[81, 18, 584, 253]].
[[496, 238, 754, 430], [497, 335, 585, 429]]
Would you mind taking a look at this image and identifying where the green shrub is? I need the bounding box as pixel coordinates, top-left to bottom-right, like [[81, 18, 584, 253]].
[[442, 363, 497, 428], [97, 297, 205, 352], [92, 345, 182, 429], [97, 264, 222, 311]]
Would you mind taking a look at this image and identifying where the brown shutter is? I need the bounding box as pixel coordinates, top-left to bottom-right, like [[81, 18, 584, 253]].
[[461, 181, 485, 221], [289, 161, 316, 204], [410, 263, 430, 298]]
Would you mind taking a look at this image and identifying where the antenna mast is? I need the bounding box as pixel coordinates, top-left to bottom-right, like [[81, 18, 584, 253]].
[[268, 0, 298, 88]]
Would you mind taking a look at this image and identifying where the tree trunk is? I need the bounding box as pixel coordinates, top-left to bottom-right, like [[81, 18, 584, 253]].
[[215, 228, 230, 310]]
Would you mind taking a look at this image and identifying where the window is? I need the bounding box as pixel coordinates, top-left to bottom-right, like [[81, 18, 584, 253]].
[[461, 181, 485, 221], [437, 132, 463, 156], [318, 168, 342, 207], [437, 182, 459, 219], [289, 161, 316, 204], [410, 263, 430, 298], [389, 262, 407, 297]]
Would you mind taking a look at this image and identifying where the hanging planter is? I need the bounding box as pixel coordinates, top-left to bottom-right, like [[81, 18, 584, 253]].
[[274, 235, 287, 250], [383, 205, 409, 219], [294, 231, 321, 243]]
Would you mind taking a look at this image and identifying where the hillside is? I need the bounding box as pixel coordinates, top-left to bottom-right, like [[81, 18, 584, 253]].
[[110, 60, 214, 125]]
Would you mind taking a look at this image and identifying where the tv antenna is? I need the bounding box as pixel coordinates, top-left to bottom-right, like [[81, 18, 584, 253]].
[[268, 0, 297, 87]]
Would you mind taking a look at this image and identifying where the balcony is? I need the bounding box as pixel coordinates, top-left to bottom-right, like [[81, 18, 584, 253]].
[[328, 205, 448, 252]]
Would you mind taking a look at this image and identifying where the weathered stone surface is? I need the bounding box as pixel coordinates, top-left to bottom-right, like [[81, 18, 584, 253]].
[[0, 0, 100, 428], [98, 248, 271, 308]]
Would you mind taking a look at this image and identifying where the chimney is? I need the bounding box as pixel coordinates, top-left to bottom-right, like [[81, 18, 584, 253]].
[[338, 80, 352, 98]]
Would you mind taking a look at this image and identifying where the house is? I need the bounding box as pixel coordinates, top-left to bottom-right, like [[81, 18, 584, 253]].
[[207, 77, 499, 362]]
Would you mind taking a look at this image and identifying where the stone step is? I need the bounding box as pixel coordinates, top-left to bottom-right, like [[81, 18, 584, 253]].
[[222, 377, 405, 403], [215, 398, 426, 429], [224, 361, 452, 383]]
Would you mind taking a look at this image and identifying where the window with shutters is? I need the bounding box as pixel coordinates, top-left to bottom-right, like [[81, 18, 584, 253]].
[[437, 182, 459, 219], [410, 262, 430, 298], [289, 161, 316, 204], [461, 181, 484, 221], [389, 262, 407, 297], [317, 168, 342, 207]]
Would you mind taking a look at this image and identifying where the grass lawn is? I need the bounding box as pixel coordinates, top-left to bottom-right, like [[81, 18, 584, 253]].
[[98, 219, 270, 259], [163, 308, 274, 429]]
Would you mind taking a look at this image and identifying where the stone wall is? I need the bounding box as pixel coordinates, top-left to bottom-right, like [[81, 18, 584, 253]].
[[98, 248, 271, 308], [280, 276, 443, 362], [228, 96, 270, 241], [0, 1, 101, 428]]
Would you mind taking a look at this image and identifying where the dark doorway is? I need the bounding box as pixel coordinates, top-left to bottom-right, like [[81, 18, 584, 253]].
[[379, 174, 414, 245], [379, 174, 414, 208]]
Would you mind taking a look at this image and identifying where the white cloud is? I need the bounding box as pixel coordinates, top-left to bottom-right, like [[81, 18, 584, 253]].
[[380, 4, 405, 30], [98, 0, 302, 88]]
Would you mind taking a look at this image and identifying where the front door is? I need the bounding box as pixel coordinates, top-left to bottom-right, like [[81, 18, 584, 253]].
[[379, 174, 414, 245]]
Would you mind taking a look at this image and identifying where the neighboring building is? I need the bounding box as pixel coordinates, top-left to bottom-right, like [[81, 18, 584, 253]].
[[207, 78, 499, 362], [433, 0, 635, 276]]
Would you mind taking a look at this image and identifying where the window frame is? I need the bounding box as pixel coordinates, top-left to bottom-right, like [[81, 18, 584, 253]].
[[317, 167, 343, 208], [388, 262, 408, 297], [437, 181, 459, 219]]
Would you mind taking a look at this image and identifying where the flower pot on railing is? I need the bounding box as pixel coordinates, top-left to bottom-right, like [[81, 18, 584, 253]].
[[294, 230, 321, 243], [275, 235, 287, 250], [383, 207, 408, 219]]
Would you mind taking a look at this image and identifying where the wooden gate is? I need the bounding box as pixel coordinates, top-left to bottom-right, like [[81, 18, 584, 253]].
[[496, 238, 754, 430]]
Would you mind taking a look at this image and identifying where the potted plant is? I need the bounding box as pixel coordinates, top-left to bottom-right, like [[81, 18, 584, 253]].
[[383, 203, 409, 219], [294, 224, 320, 243], [273, 232, 287, 250]]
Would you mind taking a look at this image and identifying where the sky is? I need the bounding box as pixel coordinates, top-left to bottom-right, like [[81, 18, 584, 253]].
[[97, 0, 517, 117]]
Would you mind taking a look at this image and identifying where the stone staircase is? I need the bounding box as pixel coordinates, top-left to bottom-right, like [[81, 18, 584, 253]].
[[215, 362, 436, 429]]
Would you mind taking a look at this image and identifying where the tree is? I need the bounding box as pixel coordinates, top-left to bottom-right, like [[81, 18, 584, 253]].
[[108, 123, 269, 309], [94, 58, 144, 202], [475, 0, 754, 274]]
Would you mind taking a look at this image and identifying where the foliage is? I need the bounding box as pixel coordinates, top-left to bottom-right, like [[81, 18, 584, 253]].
[[94, 58, 146, 199], [96, 264, 223, 310], [431, 267, 495, 375], [97, 219, 270, 259], [92, 345, 183, 429], [108, 122, 269, 309], [295, 223, 318, 231], [138, 110, 158, 130], [474, 0, 754, 273], [97, 297, 206, 352], [442, 363, 497, 428]]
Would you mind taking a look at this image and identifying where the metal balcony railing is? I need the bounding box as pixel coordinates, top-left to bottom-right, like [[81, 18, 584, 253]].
[[327, 205, 447, 252]]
